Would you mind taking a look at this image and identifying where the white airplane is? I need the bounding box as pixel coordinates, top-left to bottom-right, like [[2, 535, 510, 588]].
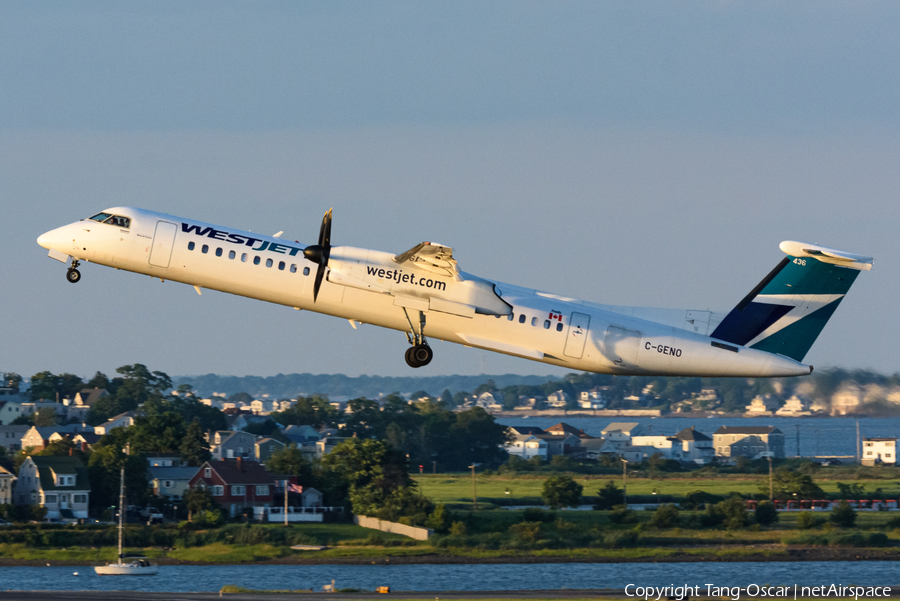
[[37, 208, 872, 377]]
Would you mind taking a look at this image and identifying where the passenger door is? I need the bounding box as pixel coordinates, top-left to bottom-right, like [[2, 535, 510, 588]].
[[563, 312, 591, 358], [148, 221, 178, 268]]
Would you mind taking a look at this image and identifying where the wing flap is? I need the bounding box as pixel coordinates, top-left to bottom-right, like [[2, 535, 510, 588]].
[[394, 242, 461, 280]]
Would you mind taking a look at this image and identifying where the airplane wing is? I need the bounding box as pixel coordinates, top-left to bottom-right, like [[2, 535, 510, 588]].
[[393, 242, 462, 280]]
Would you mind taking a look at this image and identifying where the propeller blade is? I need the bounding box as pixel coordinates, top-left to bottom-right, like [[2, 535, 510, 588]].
[[313, 262, 327, 302], [318, 208, 332, 247], [305, 208, 333, 303]]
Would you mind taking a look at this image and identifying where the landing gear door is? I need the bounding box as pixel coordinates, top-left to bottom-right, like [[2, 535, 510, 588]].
[[603, 325, 642, 368], [564, 312, 591, 358], [148, 221, 177, 268]]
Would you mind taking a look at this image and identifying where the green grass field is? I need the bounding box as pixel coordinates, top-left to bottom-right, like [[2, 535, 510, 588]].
[[414, 473, 900, 507]]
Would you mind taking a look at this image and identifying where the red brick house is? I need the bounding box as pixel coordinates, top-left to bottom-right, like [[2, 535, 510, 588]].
[[188, 458, 277, 517]]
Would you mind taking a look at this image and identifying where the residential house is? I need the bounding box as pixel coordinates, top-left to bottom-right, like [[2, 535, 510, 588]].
[[539, 433, 582, 457], [146, 454, 187, 467], [546, 390, 570, 408], [630, 434, 683, 461], [300, 487, 323, 508], [504, 433, 548, 460], [579, 437, 607, 460], [600, 422, 642, 450], [0, 466, 14, 505], [255, 437, 285, 464], [475, 392, 502, 411], [14, 456, 90, 520], [316, 436, 347, 458], [210, 430, 259, 460], [223, 412, 250, 432], [282, 425, 321, 445], [71, 432, 101, 452], [65, 388, 109, 421], [862, 438, 897, 466], [744, 395, 781, 416], [93, 411, 138, 435], [0, 400, 24, 425], [19, 399, 66, 419], [674, 426, 715, 464], [189, 458, 276, 517], [0, 425, 30, 452], [775, 395, 812, 417], [713, 426, 784, 459], [149, 466, 199, 500]]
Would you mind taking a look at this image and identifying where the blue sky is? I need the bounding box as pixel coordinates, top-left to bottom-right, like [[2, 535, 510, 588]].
[[2, 2, 897, 381]]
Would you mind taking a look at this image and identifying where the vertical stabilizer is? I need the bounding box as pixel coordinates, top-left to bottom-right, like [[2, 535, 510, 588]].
[[710, 241, 872, 362]]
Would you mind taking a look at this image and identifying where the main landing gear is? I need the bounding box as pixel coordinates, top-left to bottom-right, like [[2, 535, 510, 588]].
[[403, 308, 433, 368], [66, 260, 82, 284]]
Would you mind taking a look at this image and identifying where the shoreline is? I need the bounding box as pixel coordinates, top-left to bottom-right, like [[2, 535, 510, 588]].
[[2, 546, 898, 567]]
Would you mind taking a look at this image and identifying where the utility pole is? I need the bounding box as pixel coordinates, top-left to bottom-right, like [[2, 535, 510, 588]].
[[284, 479, 289, 527], [856, 420, 861, 465], [622, 459, 628, 508], [767, 456, 774, 502], [469, 464, 478, 511], [796, 424, 800, 458]]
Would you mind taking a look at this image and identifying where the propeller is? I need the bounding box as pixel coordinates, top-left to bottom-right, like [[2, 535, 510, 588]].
[[303, 208, 332, 302]]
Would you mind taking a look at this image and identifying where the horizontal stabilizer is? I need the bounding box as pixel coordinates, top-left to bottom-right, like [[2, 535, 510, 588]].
[[779, 241, 873, 271]]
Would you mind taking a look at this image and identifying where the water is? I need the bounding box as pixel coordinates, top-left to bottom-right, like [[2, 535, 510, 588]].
[[0, 562, 896, 592], [498, 415, 900, 458]]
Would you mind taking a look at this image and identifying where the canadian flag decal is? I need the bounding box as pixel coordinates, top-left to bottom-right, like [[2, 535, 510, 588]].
[[549, 310, 563, 321]]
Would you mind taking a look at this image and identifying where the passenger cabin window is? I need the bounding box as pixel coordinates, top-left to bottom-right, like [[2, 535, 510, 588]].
[[543, 320, 551, 329], [278, 261, 285, 270], [303, 267, 310, 276], [188, 242, 195, 251], [88, 212, 131, 229], [518, 314, 526, 324], [531, 317, 538, 326], [202, 244, 209, 254], [290, 264, 297, 273], [215, 248, 223, 257], [556, 322, 563, 332], [253, 256, 261, 265], [229, 250, 235, 260], [266, 258, 273, 268]]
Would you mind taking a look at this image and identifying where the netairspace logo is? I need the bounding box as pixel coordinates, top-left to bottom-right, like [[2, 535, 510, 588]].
[[624, 584, 892, 601]]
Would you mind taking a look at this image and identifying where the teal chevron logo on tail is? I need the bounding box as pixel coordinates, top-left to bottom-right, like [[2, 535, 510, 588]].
[[711, 241, 873, 362]]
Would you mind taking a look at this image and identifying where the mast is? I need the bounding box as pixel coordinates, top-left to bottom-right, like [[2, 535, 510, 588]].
[[117, 443, 128, 563]]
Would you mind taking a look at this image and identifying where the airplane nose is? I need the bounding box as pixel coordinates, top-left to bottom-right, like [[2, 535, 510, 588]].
[[37, 226, 66, 250], [37, 231, 53, 249]]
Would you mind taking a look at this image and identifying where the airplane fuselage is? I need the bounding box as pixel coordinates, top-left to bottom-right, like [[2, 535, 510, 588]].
[[38, 207, 817, 378]]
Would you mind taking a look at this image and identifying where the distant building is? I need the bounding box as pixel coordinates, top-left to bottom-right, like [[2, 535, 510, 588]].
[[505, 433, 548, 460], [15, 456, 90, 520], [0, 400, 24, 425], [0, 466, 15, 505], [862, 438, 897, 466], [674, 426, 715, 464], [600, 422, 642, 450], [255, 437, 285, 464], [210, 431, 258, 460], [189, 458, 276, 518], [775, 395, 812, 417], [546, 390, 570, 408], [149, 466, 199, 500], [744, 395, 781, 416], [713, 426, 784, 459]]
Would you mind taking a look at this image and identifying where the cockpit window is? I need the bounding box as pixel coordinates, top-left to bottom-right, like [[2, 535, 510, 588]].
[[87, 212, 130, 229]]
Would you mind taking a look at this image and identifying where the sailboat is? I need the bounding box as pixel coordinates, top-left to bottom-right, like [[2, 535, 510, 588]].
[[94, 452, 158, 576]]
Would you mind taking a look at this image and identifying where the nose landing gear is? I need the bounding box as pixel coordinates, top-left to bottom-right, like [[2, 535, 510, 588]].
[[66, 260, 82, 284], [402, 308, 433, 368]]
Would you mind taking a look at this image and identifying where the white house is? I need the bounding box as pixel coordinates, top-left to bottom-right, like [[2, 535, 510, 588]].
[[775, 395, 812, 417], [744, 394, 781, 416], [15, 456, 90, 520], [505, 433, 549, 460], [630, 434, 683, 460], [600, 422, 642, 450], [93, 411, 138, 435], [674, 427, 715, 464], [862, 438, 897, 466], [0, 465, 15, 505], [546, 390, 570, 408]]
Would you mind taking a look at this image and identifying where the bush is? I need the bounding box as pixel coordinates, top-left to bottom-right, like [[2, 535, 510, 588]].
[[650, 504, 680, 529], [830, 501, 857, 528], [608, 505, 637, 524], [449, 521, 467, 536], [522, 508, 555, 522], [602, 529, 639, 548], [797, 511, 825, 530], [541, 475, 583, 509], [755, 501, 779, 526], [679, 490, 721, 510], [508, 521, 542, 543], [594, 481, 624, 510]]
